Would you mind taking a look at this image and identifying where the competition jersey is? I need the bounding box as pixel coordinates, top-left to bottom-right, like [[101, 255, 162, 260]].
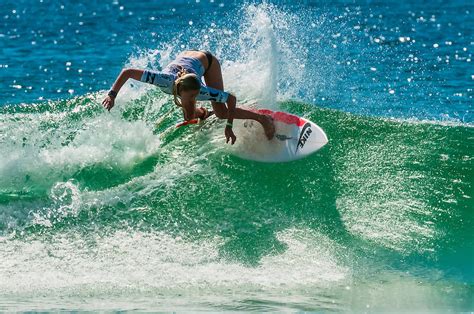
[[140, 54, 229, 103]]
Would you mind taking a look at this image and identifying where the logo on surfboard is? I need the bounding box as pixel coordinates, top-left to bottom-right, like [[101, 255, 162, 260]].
[[296, 122, 312, 153]]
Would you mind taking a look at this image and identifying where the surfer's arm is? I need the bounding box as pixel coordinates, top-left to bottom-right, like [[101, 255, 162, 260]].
[[224, 94, 237, 145], [111, 68, 143, 94], [103, 69, 175, 111], [196, 86, 235, 122], [103, 68, 144, 111], [225, 94, 236, 125]]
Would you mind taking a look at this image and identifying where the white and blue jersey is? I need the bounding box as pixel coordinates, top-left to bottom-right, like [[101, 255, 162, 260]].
[[140, 54, 229, 103]]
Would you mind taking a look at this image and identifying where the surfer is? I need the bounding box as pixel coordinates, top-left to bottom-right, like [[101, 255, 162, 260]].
[[102, 50, 275, 144]]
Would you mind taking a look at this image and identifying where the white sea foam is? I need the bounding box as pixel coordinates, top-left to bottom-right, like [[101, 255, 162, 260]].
[[0, 106, 161, 192], [0, 228, 348, 302], [0, 225, 464, 311]]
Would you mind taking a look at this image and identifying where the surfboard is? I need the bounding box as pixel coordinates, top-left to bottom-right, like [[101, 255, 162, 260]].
[[231, 109, 328, 162], [175, 109, 328, 162]]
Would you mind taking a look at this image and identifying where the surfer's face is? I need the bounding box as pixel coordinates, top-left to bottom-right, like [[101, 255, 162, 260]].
[[180, 88, 200, 102]]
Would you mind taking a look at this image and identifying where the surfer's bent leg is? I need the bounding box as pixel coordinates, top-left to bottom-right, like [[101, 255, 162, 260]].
[[203, 54, 275, 139], [211, 98, 275, 140], [211, 98, 256, 120]]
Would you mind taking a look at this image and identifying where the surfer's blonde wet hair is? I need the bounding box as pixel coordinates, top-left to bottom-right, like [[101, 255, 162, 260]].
[[172, 67, 201, 107]]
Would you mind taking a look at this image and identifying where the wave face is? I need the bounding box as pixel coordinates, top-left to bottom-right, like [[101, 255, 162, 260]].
[[0, 1, 473, 312], [1, 94, 472, 311]]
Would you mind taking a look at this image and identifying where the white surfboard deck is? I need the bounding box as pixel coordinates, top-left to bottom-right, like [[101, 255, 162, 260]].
[[231, 109, 328, 162]]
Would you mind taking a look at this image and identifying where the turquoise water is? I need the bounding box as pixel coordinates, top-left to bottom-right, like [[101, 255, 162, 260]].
[[1, 0, 473, 312]]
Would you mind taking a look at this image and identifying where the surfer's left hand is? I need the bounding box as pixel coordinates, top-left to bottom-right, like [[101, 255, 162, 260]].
[[225, 126, 236, 145]]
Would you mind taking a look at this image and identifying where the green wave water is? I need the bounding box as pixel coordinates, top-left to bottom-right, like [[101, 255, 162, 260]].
[[0, 88, 472, 311]]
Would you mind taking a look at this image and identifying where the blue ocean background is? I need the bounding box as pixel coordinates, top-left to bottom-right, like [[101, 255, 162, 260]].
[[1, 0, 473, 122], [0, 0, 473, 311]]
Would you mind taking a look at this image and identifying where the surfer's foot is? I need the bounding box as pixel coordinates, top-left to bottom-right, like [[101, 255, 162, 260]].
[[199, 107, 214, 120], [259, 114, 275, 140]]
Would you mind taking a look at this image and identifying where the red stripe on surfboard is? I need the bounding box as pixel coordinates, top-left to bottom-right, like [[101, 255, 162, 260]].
[[256, 109, 306, 127], [176, 119, 199, 128]]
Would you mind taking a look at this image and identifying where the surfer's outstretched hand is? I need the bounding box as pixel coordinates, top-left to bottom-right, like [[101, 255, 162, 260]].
[[225, 126, 236, 145], [102, 96, 115, 112]]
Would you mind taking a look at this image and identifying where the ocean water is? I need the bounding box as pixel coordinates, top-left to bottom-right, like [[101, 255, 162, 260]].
[[0, 0, 473, 312]]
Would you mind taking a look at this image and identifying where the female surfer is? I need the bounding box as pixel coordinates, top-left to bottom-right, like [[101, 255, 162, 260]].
[[102, 50, 275, 144]]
